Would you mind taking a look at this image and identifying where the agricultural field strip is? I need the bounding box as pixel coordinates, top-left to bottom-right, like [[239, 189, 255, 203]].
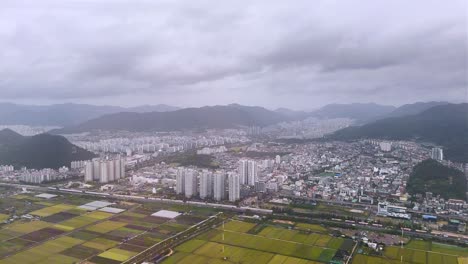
[[122, 212, 225, 264], [386, 245, 463, 258], [219, 229, 339, 251], [0, 223, 51, 243], [0, 203, 79, 243], [79, 213, 177, 263], [0, 204, 140, 260], [353, 244, 467, 264]]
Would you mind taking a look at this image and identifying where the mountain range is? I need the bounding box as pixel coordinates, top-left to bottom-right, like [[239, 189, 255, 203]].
[[53, 104, 291, 134], [0, 101, 421, 129], [52, 101, 463, 135], [0, 103, 180, 127], [0, 101, 464, 168], [308, 103, 396, 123], [329, 103, 468, 162], [367, 101, 449, 122], [0, 129, 96, 169]]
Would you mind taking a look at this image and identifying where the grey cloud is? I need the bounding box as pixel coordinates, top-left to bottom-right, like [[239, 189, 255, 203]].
[[0, 0, 465, 108]]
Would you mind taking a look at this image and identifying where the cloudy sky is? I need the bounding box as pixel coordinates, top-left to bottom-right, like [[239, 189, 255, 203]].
[[0, 0, 466, 110]]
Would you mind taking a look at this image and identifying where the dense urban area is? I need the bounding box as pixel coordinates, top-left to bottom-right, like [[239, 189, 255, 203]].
[[0, 110, 466, 264]]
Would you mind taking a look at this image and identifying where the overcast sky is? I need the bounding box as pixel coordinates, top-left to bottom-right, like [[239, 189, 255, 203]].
[[0, 0, 466, 110]]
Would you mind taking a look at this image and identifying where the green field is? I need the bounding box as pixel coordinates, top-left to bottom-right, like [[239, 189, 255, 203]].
[[294, 223, 327, 233], [98, 248, 138, 262], [29, 204, 76, 217], [164, 220, 353, 264], [353, 240, 468, 264], [0, 214, 9, 222], [223, 220, 256, 233], [85, 220, 127, 233], [5, 221, 51, 234], [0, 192, 213, 264]]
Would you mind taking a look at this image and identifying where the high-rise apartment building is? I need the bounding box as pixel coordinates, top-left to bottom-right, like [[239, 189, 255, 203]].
[[100, 161, 109, 183], [86, 157, 125, 184], [108, 159, 115, 182], [176, 169, 185, 195], [213, 171, 226, 201], [431, 147, 444, 161], [92, 160, 101, 181], [247, 160, 257, 186], [238, 160, 248, 185], [115, 158, 121, 180], [84, 161, 94, 182], [184, 169, 198, 198], [200, 170, 213, 199], [228, 173, 240, 202]]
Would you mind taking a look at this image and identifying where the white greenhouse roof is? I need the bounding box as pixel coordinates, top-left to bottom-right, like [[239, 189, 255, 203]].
[[151, 210, 181, 219]]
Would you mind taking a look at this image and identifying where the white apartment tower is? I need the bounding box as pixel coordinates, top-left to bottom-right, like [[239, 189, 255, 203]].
[[247, 160, 257, 186], [275, 155, 281, 164], [115, 158, 121, 180], [84, 162, 94, 182], [100, 161, 109, 183], [120, 158, 126, 178], [85, 157, 125, 184], [176, 169, 185, 195], [92, 160, 101, 181], [184, 169, 198, 198], [431, 147, 444, 161], [108, 159, 116, 182], [213, 171, 226, 201], [200, 170, 213, 199], [379, 142, 392, 152], [228, 173, 240, 202], [238, 160, 248, 185]]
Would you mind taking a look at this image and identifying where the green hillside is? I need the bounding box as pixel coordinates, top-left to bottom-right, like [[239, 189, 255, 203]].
[[407, 159, 466, 200]]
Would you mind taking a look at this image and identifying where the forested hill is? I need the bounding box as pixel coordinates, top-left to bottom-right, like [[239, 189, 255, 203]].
[[407, 159, 466, 200], [0, 129, 96, 169], [329, 103, 468, 163]]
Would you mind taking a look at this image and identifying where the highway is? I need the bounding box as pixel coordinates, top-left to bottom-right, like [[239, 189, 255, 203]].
[[281, 194, 468, 222], [1, 182, 466, 245], [0, 182, 273, 215]]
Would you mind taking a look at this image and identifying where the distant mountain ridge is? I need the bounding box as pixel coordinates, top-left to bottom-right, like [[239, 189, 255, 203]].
[[53, 104, 291, 134], [329, 103, 468, 162], [274, 108, 310, 119], [274, 103, 397, 122], [0, 129, 96, 169], [307, 103, 396, 122], [368, 101, 449, 122], [0, 103, 180, 127]]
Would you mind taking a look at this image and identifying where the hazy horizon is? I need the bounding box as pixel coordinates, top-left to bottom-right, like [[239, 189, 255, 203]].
[[0, 100, 463, 113]]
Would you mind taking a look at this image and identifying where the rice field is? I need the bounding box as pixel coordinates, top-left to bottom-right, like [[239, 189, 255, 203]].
[[98, 248, 138, 262], [29, 204, 76, 217], [0, 214, 9, 222], [163, 220, 354, 264], [0, 192, 213, 264], [222, 220, 257, 233], [294, 223, 327, 233], [353, 239, 468, 264]]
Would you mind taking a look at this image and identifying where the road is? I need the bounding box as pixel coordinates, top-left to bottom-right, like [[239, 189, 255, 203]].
[[0, 182, 272, 215], [282, 194, 468, 222], [272, 213, 468, 244]]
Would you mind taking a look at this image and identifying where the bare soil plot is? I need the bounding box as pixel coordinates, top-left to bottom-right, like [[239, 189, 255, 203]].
[[19, 227, 65, 242], [41, 211, 78, 223]]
